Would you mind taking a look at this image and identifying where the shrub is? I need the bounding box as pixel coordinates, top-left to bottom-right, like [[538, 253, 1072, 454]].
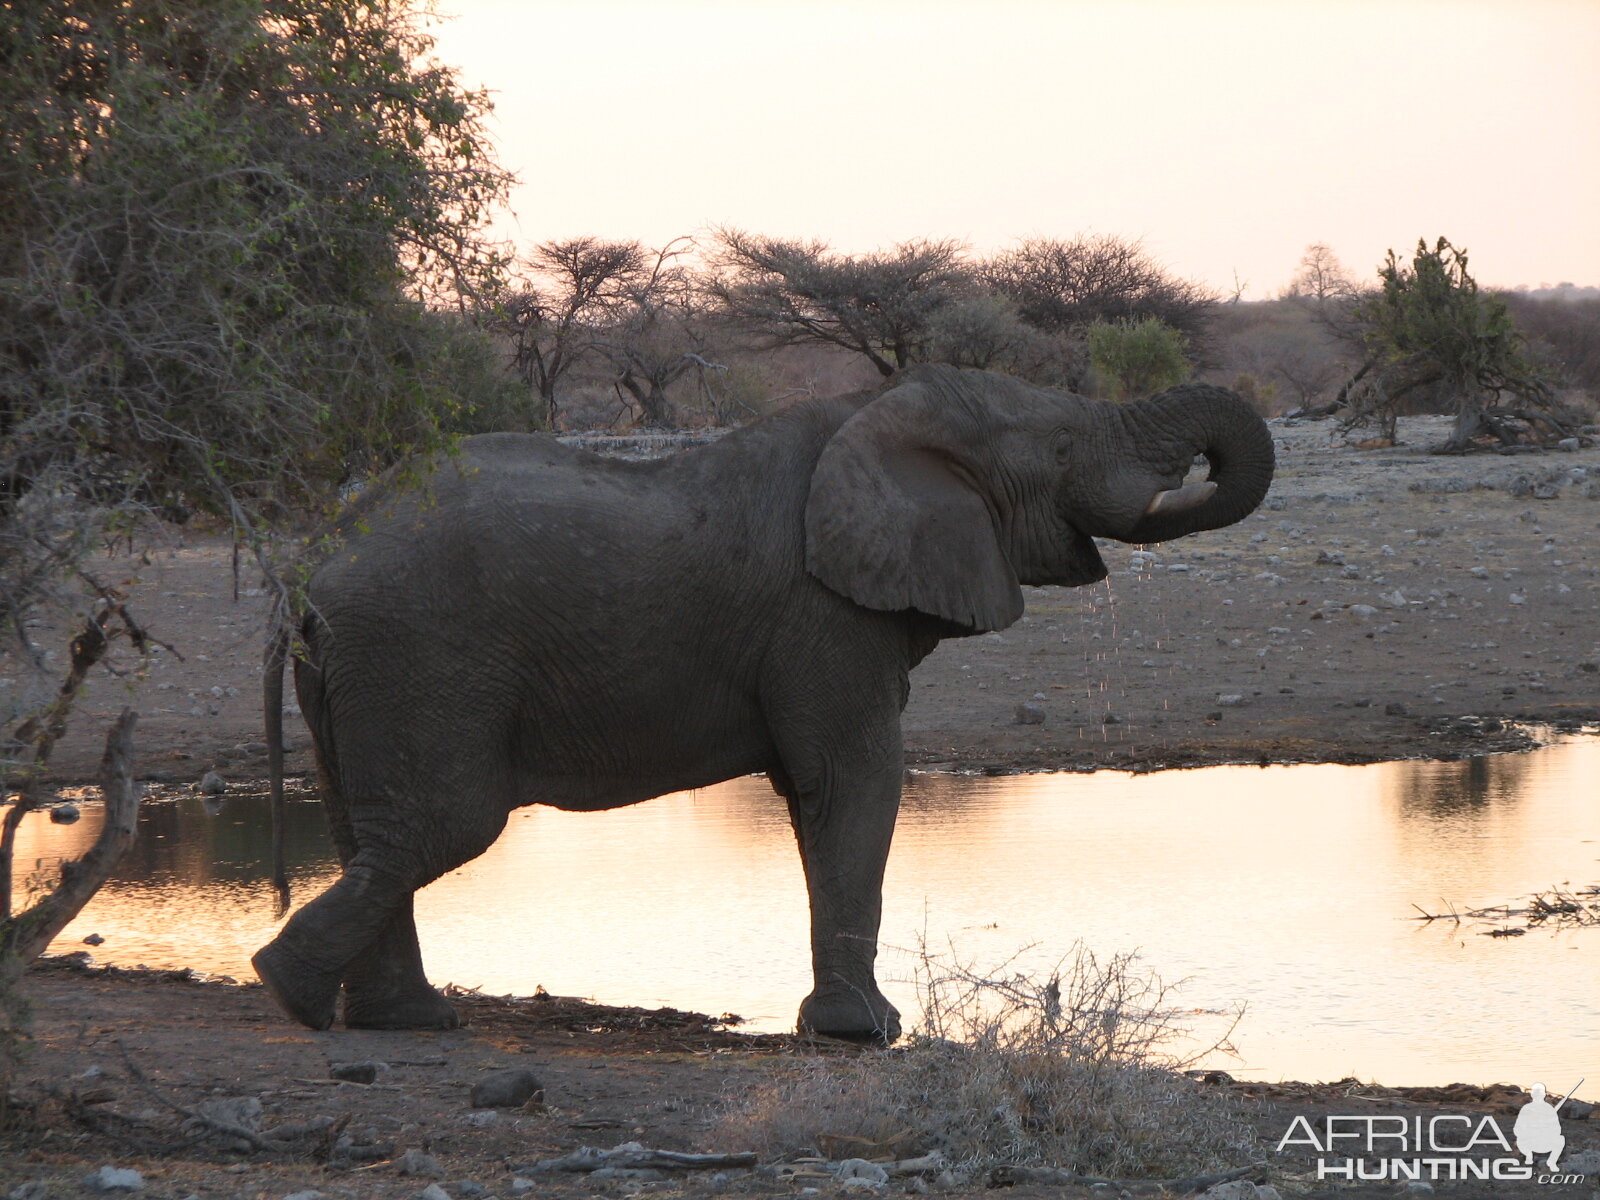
[[1087, 318, 1192, 400], [718, 944, 1250, 1179]]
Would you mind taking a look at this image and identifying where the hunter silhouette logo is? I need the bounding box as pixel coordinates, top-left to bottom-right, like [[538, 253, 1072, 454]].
[[1513, 1082, 1571, 1171], [1278, 1077, 1586, 1183]]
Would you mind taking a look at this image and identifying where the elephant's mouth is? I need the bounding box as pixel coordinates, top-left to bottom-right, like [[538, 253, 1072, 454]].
[[1054, 523, 1109, 586]]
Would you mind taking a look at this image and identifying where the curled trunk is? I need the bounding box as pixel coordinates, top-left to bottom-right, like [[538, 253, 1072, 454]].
[[1117, 384, 1275, 543]]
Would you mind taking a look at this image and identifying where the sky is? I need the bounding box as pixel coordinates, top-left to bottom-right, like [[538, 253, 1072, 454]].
[[426, 0, 1600, 297]]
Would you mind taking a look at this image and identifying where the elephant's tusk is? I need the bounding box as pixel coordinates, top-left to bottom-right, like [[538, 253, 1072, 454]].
[[1143, 480, 1217, 517]]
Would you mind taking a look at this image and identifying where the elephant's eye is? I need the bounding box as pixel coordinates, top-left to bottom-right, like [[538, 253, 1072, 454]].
[[1053, 431, 1072, 464]]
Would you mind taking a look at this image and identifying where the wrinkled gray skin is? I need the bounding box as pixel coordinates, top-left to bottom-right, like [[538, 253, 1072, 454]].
[[253, 364, 1274, 1040]]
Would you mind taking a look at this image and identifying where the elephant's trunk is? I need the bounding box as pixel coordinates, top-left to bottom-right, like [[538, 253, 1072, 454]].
[[1115, 384, 1275, 543]]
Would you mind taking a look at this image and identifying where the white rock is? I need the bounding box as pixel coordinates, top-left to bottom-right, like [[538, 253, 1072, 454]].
[[1216, 694, 1245, 707], [1509, 593, 1527, 605], [836, 1160, 890, 1184], [418, 1186, 451, 1200], [83, 1167, 144, 1192], [1200, 1181, 1257, 1200]]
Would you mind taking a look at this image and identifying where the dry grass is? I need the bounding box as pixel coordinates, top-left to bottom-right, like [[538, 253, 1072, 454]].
[[718, 943, 1252, 1179]]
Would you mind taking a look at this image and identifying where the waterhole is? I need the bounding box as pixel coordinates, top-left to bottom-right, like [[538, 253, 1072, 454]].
[[18, 737, 1599, 1085]]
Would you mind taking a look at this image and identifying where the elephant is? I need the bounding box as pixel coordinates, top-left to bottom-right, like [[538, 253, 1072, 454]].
[[253, 363, 1274, 1040]]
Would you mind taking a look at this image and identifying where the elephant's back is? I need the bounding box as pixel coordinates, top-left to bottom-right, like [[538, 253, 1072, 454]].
[[304, 425, 784, 653], [456, 431, 666, 476]]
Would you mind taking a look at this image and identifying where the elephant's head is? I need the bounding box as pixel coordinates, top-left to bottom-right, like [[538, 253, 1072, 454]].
[[805, 364, 1274, 632]]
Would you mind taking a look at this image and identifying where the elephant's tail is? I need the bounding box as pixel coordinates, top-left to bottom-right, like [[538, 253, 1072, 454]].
[[264, 618, 291, 917]]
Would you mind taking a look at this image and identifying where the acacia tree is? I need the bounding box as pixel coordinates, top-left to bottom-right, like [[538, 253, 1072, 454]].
[[982, 235, 1216, 343], [498, 239, 646, 426], [1346, 238, 1551, 449], [0, 0, 510, 995], [591, 241, 721, 428], [708, 232, 973, 376]]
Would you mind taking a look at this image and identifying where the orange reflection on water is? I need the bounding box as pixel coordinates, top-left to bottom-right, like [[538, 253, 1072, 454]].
[[21, 738, 1600, 1086]]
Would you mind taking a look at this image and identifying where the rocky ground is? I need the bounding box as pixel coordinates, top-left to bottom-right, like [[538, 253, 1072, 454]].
[[24, 414, 1600, 785], [6, 960, 1598, 1200]]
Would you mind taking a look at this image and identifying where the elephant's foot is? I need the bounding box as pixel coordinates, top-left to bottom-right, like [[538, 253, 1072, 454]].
[[252, 940, 339, 1031], [798, 984, 901, 1043], [343, 982, 461, 1030]]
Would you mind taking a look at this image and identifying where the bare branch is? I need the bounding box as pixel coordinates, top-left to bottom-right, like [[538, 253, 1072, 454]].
[[1, 709, 139, 968]]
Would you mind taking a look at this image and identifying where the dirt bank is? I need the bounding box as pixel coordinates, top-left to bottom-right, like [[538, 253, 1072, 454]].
[[26, 414, 1600, 785], [7, 961, 1596, 1200]]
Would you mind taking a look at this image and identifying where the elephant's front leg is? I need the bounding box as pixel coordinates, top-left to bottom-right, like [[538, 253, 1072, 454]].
[[775, 743, 904, 1042]]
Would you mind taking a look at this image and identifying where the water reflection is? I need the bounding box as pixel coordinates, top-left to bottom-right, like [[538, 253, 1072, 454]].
[[1392, 752, 1536, 818], [16, 738, 1600, 1088]]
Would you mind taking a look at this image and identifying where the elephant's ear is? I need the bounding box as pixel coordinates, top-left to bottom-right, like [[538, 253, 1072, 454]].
[[805, 375, 1023, 633]]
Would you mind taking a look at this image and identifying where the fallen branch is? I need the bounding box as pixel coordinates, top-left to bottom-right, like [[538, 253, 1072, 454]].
[[522, 1143, 758, 1173], [992, 1162, 1263, 1193], [1410, 901, 1460, 923], [52, 1085, 217, 1155], [885, 1151, 949, 1176], [1170, 1164, 1267, 1195], [1448, 884, 1600, 933], [116, 1042, 279, 1153]]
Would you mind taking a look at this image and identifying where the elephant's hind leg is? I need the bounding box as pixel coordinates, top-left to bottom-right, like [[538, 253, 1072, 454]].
[[341, 896, 460, 1029], [316, 775, 460, 1029], [252, 858, 411, 1031], [254, 795, 507, 1031]]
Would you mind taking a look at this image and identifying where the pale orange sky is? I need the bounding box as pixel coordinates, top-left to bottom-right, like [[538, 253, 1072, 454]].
[[429, 0, 1600, 295]]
